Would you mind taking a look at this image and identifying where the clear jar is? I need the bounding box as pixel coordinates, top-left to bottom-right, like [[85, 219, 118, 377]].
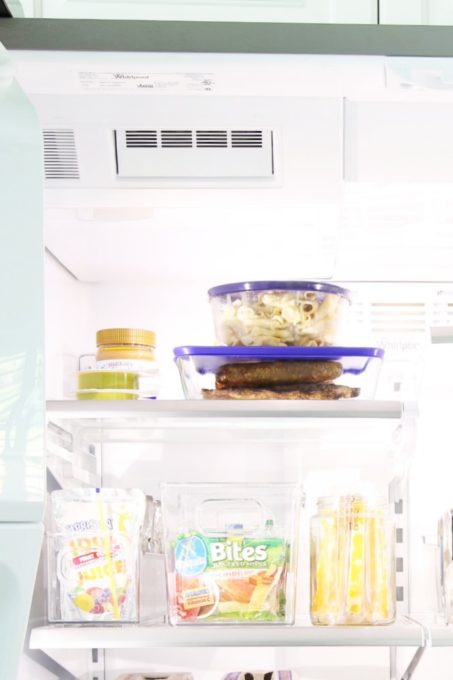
[[96, 328, 156, 372], [310, 495, 396, 626], [96, 328, 159, 398]]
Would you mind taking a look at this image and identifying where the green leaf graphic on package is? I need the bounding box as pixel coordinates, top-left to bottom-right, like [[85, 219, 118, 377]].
[[173, 532, 289, 621]]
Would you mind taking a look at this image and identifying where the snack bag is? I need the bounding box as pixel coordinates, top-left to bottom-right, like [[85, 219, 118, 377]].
[[172, 530, 288, 623], [163, 484, 300, 625], [49, 488, 146, 622]]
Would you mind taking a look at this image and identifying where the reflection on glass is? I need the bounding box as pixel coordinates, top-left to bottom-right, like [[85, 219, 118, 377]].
[[0, 347, 44, 504]]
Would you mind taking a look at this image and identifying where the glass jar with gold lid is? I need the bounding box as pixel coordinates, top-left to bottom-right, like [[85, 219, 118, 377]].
[[96, 328, 156, 373]]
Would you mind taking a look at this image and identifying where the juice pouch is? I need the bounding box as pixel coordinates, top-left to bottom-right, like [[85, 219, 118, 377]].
[[162, 484, 302, 625], [49, 488, 146, 622]]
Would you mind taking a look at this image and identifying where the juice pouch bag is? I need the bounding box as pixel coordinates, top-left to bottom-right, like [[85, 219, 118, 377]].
[[49, 488, 146, 622], [162, 483, 302, 625]]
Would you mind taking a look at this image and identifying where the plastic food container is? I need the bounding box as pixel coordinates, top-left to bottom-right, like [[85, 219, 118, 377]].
[[76, 370, 139, 400], [96, 327, 156, 370], [48, 488, 146, 623], [310, 495, 396, 626], [208, 281, 350, 347], [173, 346, 384, 400], [95, 327, 160, 397], [162, 483, 302, 625]]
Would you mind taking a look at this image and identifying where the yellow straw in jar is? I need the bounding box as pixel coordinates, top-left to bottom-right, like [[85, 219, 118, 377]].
[[97, 491, 120, 621]]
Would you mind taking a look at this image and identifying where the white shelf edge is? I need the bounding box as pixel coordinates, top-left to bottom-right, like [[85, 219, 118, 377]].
[[431, 327, 453, 344], [46, 399, 403, 421], [425, 623, 453, 647], [29, 617, 424, 650]]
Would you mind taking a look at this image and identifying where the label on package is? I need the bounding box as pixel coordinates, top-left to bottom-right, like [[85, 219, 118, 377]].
[[173, 533, 288, 623]]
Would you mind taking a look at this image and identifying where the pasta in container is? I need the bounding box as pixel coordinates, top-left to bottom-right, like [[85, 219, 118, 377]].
[[208, 281, 350, 347]]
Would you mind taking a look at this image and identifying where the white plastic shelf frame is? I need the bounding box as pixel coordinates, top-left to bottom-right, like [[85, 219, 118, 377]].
[[45, 399, 412, 502], [30, 616, 425, 649], [40, 400, 421, 680]]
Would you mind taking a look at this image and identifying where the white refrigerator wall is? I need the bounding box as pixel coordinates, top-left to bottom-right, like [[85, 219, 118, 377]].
[[14, 46, 453, 680], [38, 254, 453, 680]]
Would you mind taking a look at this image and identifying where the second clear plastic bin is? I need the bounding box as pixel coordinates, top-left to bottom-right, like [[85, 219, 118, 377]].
[[162, 483, 303, 625], [310, 495, 396, 626]]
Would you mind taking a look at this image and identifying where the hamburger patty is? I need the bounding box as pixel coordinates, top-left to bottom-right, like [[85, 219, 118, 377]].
[[202, 384, 360, 400], [215, 360, 343, 390]]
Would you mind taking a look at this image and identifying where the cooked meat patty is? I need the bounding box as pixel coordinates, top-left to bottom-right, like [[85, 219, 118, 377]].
[[202, 384, 360, 400], [215, 360, 343, 390]]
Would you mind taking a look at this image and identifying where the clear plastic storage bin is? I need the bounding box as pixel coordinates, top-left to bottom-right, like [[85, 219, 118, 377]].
[[310, 495, 396, 626], [48, 488, 146, 623], [208, 281, 350, 347], [162, 483, 302, 625], [174, 346, 384, 400]]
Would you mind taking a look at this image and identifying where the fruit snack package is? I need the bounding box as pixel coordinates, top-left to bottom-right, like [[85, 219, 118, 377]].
[[162, 483, 302, 625], [48, 488, 146, 622]]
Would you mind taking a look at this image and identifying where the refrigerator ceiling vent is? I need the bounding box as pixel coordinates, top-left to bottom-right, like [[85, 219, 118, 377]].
[[116, 128, 272, 178], [43, 130, 80, 180]]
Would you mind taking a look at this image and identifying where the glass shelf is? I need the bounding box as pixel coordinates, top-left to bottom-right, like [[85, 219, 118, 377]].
[[47, 399, 403, 421], [29, 616, 425, 650]]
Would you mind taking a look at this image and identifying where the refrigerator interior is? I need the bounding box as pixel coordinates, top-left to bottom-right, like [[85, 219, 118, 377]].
[[7, 44, 453, 680]]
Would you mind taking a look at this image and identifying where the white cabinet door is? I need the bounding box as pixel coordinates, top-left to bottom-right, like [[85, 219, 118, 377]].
[[17, 0, 378, 23], [380, 0, 453, 25]]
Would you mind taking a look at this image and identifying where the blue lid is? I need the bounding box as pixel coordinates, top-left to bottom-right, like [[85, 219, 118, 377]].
[[207, 281, 351, 299], [174, 346, 384, 376]]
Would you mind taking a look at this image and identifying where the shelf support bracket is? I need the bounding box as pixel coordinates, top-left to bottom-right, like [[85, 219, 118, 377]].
[[400, 645, 426, 680], [390, 645, 426, 680], [89, 647, 105, 680]]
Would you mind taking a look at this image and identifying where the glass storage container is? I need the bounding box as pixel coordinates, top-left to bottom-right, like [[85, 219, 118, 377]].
[[95, 328, 159, 398], [310, 495, 396, 626], [174, 346, 384, 400], [208, 281, 350, 347], [96, 327, 156, 370], [162, 483, 302, 625]]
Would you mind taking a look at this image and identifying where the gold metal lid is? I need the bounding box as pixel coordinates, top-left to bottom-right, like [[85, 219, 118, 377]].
[[96, 328, 156, 347]]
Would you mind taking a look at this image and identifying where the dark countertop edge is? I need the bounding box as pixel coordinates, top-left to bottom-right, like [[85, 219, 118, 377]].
[[2, 19, 453, 56]]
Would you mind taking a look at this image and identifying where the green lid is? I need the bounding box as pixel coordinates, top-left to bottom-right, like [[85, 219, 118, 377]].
[[77, 370, 139, 390], [76, 390, 138, 401]]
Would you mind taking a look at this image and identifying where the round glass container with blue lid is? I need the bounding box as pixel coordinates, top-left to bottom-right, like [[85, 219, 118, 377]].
[[207, 281, 351, 347]]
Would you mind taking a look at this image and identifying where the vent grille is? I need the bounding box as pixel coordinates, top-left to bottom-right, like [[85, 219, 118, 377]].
[[117, 128, 272, 178], [196, 130, 228, 148], [123, 129, 265, 150], [161, 130, 193, 148], [232, 130, 263, 148], [126, 130, 157, 148], [43, 129, 79, 180]]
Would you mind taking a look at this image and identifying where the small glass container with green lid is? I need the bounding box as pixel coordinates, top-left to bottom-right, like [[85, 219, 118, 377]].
[[76, 370, 139, 400]]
